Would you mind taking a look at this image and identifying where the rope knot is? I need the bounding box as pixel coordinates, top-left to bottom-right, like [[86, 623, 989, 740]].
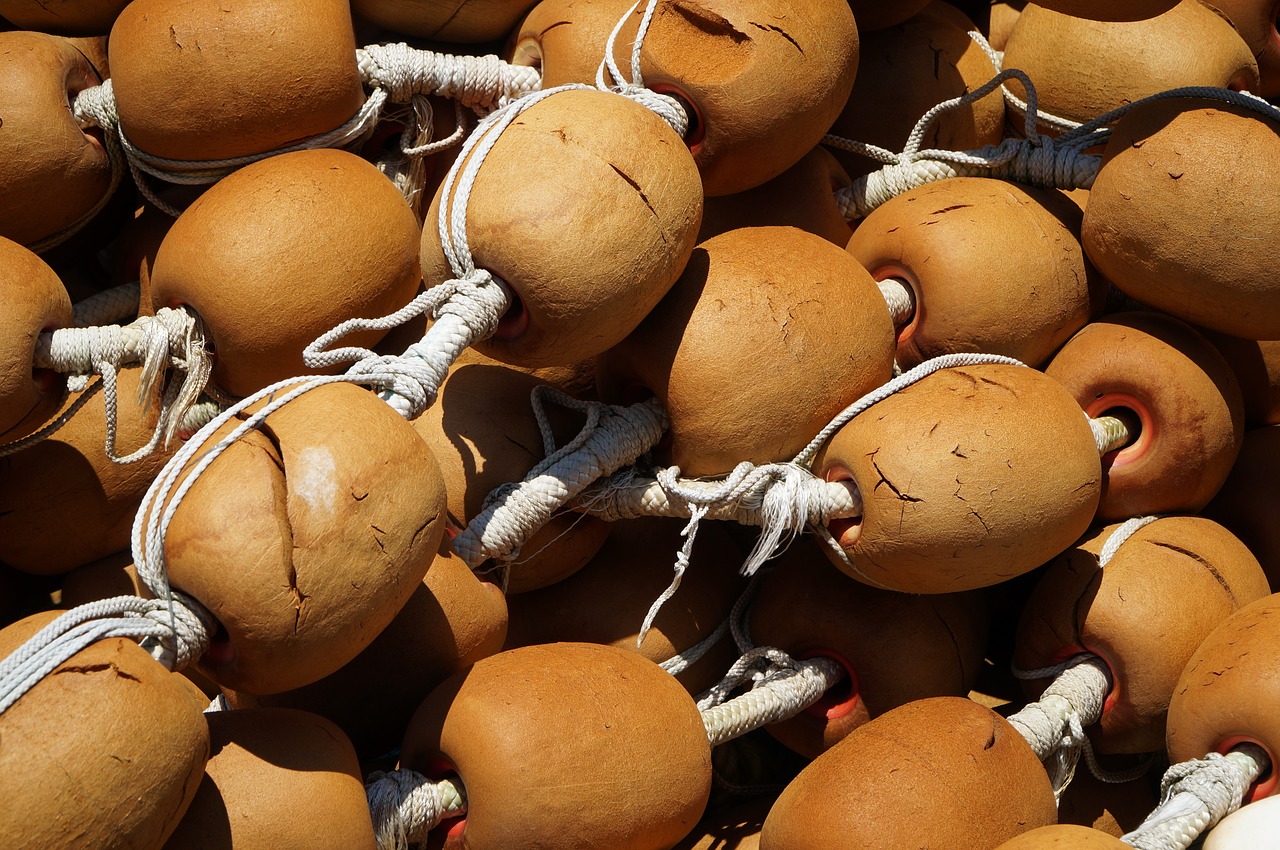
[[137, 593, 215, 671], [73, 79, 118, 131], [615, 84, 689, 139]]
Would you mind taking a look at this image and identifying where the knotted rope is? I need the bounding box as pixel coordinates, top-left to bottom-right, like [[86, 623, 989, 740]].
[[697, 646, 845, 748], [0, 306, 212, 461], [1008, 655, 1112, 797], [366, 770, 468, 850], [595, 0, 691, 138], [0, 593, 214, 716], [1122, 745, 1270, 850], [358, 43, 540, 112], [451, 388, 669, 570], [27, 84, 127, 255], [831, 70, 1280, 220]]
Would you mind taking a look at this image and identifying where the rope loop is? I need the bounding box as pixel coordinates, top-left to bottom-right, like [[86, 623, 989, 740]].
[[0, 592, 214, 717]]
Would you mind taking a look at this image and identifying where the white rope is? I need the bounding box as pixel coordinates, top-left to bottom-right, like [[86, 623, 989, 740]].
[[659, 617, 730, 676], [451, 389, 669, 569], [1090, 414, 1133, 456], [1, 307, 211, 461], [877, 278, 915, 326], [1122, 745, 1270, 850], [1007, 655, 1112, 798], [966, 30, 1084, 134], [595, 0, 690, 138], [72, 79, 387, 217], [833, 69, 1280, 221], [697, 647, 845, 748], [304, 276, 512, 420], [375, 96, 469, 213], [27, 84, 127, 254], [72, 282, 140, 327], [366, 769, 467, 850], [0, 593, 213, 716], [1099, 515, 1163, 566], [358, 43, 540, 112]]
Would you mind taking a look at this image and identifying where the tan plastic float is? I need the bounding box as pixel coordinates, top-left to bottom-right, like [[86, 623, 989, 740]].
[[597, 226, 895, 477], [989, 1, 1025, 50], [162, 708, 376, 850], [1002, 1, 1257, 129], [0, 237, 73, 441], [108, 0, 364, 162], [827, 3, 1005, 179], [399, 642, 713, 849], [1168, 592, 1280, 802], [1204, 425, 1280, 588], [224, 535, 507, 759], [420, 87, 703, 367], [0, 611, 209, 850], [0, 366, 178, 574], [1015, 517, 1269, 754], [1205, 0, 1280, 97], [994, 824, 1133, 849], [1084, 98, 1280, 340], [411, 360, 612, 592], [0, 31, 113, 249], [698, 147, 854, 246], [846, 177, 1105, 369], [0, 0, 131, 34], [1045, 313, 1245, 520], [812, 362, 1101, 593], [760, 696, 1058, 849], [353, 0, 539, 41], [512, 0, 860, 195], [748, 536, 990, 758], [149, 148, 422, 398], [503, 516, 745, 694], [152, 382, 447, 695]]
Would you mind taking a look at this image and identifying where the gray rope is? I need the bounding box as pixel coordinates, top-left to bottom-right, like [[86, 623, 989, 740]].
[[1122, 745, 1270, 850]]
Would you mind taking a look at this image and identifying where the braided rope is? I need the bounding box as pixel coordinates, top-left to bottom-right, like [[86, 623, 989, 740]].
[[1090, 414, 1133, 456], [966, 30, 1083, 134], [1122, 745, 1270, 850], [72, 282, 141, 328], [358, 43, 540, 112], [1007, 655, 1112, 797], [697, 647, 845, 748], [0, 307, 211, 461], [0, 593, 214, 716], [26, 86, 127, 254], [877, 278, 915, 326], [72, 80, 387, 216], [833, 69, 1280, 220], [366, 770, 467, 850], [452, 389, 668, 569], [1099, 515, 1163, 566]]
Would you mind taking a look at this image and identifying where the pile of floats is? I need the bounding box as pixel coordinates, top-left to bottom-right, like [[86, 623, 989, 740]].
[[1, 0, 1279, 847]]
